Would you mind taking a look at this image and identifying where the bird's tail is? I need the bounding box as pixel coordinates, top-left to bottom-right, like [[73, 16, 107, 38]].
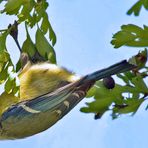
[[83, 60, 135, 82]]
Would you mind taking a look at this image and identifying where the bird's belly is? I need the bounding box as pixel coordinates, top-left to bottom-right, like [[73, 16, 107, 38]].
[[0, 108, 61, 139], [0, 90, 82, 139]]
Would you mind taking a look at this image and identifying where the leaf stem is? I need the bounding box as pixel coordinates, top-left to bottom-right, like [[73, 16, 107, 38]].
[[14, 38, 22, 53]]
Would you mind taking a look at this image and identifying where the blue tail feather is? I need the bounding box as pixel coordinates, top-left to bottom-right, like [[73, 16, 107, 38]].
[[84, 60, 135, 82]]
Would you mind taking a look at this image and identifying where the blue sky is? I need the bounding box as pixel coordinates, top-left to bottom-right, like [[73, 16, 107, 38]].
[[0, 0, 148, 148]]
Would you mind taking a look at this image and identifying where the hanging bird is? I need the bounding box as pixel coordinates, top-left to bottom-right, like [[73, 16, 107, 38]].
[[0, 58, 135, 139]]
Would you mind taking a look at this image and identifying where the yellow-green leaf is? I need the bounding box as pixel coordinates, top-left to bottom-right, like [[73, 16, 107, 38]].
[[22, 25, 36, 57], [4, 0, 24, 15], [36, 28, 56, 64]]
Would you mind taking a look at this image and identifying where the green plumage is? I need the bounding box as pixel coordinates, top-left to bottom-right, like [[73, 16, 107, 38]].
[[0, 60, 135, 139]]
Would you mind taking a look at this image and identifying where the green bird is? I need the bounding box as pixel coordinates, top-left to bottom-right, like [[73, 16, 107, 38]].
[[0, 59, 135, 139]]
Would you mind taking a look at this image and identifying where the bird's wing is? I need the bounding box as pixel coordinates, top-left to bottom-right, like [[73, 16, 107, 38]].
[[0, 60, 135, 139], [0, 78, 94, 139]]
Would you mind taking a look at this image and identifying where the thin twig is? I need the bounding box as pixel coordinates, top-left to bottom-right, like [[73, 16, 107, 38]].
[[14, 38, 22, 53], [8, 20, 22, 53]]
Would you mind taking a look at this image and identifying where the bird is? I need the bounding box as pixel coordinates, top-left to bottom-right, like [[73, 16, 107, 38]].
[[0, 57, 135, 139]]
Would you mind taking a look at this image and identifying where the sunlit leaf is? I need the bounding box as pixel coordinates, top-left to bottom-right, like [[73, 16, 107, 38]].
[[0, 32, 10, 74], [0, 32, 7, 52], [22, 24, 36, 57], [117, 73, 130, 84], [0, 62, 9, 84], [86, 86, 96, 98], [4, 63, 20, 95], [36, 28, 56, 64], [81, 97, 113, 113], [131, 75, 148, 93], [127, 0, 148, 16], [35, 0, 48, 22], [5, 78, 14, 94], [114, 98, 144, 114], [111, 24, 148, 48], [127, 1, 142, 16], [41, 12, 56, 46], [3, 0, 24, 15], [18, 0, 35, 26], [0, 51, 9, 63]]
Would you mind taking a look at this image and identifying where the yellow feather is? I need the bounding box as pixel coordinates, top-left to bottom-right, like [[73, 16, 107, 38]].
[[0, 92, 19, 116], [0, 62, 80, 116]]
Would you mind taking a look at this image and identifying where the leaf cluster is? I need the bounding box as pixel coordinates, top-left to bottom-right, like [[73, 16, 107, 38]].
[[81, 58, 148, 119], [81, 22, 148, 119], [0, 0, 57, 96], [127, 0, 148, 16], [81, 0, 148, 119]]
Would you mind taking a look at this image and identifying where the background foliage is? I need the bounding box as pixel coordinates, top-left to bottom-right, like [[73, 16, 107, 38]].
[[0, 0, 147, 119]]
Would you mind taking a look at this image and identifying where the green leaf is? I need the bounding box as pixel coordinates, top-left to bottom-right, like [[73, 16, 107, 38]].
[[48, 20, 57, 46], [131, 75, 148, 93], [0, 32, 10, 73], [94, 81, 122, 100], [121, 24, 144, 36], [127, 1, 142, 16], [41, 13, 49, 34], [82, 69, 147, 118], [41, 12, 56, 46], [0, 32, 8, 52], [117, 73, 130, 84], [0, 51, 9, 63], [111, 31, 136, 48], [7, 66, 15, 80], [0, 62, 9, 84], [0, 63, 4, 73], [18, 0, 35, 26], [82, 81, 122, 113], [4, 63, 20, 95], [124, 71, 136, 80], [12, 85, 19, 97], [142, 0, 148, 9], [127, 0, 148, 16], [111, 24, 148, 48], [35, 0, 48, 22], [36, 28, 56, 64], [3, 0, 25, 15], [86, 86, 96, 98], [16, 60, 21, 72], [22, 24, 36, 57], [115, 99, 144, 114], [81, 97, 113, 113], [5, 78, 14, 94]]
